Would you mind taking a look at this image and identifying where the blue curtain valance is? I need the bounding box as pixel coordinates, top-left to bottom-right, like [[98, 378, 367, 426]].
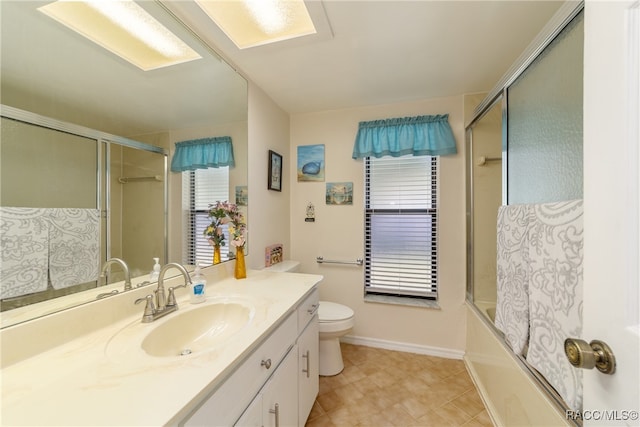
[[352, 114, 457, 159], [170, 136, 235, 172]]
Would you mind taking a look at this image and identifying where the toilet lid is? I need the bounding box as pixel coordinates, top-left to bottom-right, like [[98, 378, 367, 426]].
[[318, 301, 354, 322]]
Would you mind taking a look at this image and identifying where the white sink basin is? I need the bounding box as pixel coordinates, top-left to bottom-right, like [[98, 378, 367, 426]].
[[105, 298, 257, 360], [142, 302, 254, 357]]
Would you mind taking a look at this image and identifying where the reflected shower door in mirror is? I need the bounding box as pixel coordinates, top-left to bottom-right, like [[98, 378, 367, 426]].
[[0, 0, 248, 327], [0, 117, 102, 308], [0, 110, 168, 316], [465, 96, 503, 324], [109, 144, 167, 279]]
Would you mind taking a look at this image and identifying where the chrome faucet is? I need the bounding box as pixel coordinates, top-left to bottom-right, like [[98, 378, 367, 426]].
[[100, 258, 132, 291], [134, 262, 192, 323]]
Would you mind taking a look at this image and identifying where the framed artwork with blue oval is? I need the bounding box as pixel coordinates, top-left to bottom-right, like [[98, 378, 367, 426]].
[[297, 144, 325, 182]]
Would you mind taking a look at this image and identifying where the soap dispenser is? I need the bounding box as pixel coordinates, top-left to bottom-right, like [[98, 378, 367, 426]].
[[150, 257, 161, 281], [190, 264, 207, 304]]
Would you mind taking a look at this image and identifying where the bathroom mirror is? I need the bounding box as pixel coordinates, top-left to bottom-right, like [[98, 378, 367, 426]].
[[0, 1, 248, 326]]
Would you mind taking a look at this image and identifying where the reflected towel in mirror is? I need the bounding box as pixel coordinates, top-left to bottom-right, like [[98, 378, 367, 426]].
[[48, 208, 100, 289], [0, 207, 49, 298]]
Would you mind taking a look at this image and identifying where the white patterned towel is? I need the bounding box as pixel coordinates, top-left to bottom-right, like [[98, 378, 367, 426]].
[[526, 199, 583, 411], [48, 208, 100, 289], [495, 204, 534, 355], [0, 207, 49, 298]]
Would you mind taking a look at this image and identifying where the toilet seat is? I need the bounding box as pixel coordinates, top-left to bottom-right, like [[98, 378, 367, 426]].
[[318, 301, 354, 334], [319, 301, 354, 322]]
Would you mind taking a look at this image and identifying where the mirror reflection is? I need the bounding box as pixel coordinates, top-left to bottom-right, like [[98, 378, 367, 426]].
[[0, 1, 248, 326]]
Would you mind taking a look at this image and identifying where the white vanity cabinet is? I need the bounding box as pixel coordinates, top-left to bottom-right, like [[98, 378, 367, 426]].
[[296, 288, 319, 425], [235, 346, 299, 426], [181, 286, 320, 427]]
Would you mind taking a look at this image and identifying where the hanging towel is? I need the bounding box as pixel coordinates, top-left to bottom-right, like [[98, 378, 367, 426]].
[[526, 199, 583, 411], [494, 203, 533, 355], [0, 207, 49, 298], [48, 208, 100, 289]]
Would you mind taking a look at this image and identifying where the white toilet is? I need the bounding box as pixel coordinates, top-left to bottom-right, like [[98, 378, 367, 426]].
[[263, 260, 355, 376]]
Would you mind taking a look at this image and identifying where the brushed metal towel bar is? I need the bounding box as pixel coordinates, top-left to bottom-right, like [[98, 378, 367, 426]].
[[476, 156, 502, 166], [316, 256, 363, 266]]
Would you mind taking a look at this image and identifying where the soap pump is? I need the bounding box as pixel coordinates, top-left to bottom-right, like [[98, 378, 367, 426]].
[[150, 257, 161, 281], [190, 264, 207, 304]]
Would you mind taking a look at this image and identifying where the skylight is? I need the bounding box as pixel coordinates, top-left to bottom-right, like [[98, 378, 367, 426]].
[[38, 0, 201, 71], [195, 0, 317, 49]]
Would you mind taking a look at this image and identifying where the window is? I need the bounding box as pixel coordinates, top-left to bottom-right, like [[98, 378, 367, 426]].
[[364, 155, 438, 300], [182, 167, 229, 266]]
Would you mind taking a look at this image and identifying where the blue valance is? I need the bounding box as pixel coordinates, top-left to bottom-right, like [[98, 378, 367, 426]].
[[170, 136, 235, 172], [352, 114, 457, 159]]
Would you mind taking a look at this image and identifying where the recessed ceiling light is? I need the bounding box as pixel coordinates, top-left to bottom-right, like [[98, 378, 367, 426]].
[[38, 0, 201, 71], [195, 0, 317, 49]]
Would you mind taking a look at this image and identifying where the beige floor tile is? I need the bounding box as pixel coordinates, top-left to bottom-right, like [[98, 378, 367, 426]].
[[450, 389, 487, 418], [306, 344, 493, 427], [306, 414, 338, 427], [433, 401, 474, 426]]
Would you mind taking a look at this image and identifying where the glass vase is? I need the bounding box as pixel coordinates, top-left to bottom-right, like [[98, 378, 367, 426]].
[[234, 246, 246, 279], [213, 246, 221, 265]]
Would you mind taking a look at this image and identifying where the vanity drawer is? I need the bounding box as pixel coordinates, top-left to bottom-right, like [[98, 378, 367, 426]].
[[183, 312, 297, 426], [297, 287, 319, 333]]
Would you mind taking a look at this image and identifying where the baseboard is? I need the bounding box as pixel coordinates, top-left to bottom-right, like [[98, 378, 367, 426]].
[[340, 335, 465, 360]]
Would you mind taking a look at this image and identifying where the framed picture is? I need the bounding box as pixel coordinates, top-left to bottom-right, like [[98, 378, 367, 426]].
[[268, 150, 283, 191], [297, 144, 325, 182], [235, 186, 248, 206], [326, 182, 353, 205]]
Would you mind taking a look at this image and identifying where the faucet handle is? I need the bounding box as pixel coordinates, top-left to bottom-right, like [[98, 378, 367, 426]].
[[134, 295, 156, 323], [166, 284, 187, 308]]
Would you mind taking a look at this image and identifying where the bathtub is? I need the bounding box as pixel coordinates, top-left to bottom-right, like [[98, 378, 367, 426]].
[[464, 302, 572, 426]]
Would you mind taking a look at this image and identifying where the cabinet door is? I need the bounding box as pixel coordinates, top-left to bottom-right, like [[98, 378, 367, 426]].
[[262, 346, 298, 427], [235, 393, 262, 427], [297, 317, 319, 425]]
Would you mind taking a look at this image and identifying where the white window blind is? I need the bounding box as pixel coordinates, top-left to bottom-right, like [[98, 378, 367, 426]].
[[365, 155, 438, 299], [182, 167, 229, 266]]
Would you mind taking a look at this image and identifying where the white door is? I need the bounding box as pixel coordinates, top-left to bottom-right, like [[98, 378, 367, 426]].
[[582, 1, 640, 425]]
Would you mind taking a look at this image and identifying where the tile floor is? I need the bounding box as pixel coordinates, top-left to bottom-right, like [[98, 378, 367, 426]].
[[305, 343, 494, 427]]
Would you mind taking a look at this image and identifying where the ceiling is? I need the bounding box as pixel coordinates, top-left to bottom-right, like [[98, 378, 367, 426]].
[[0, 1, 565, 135], [172, 0, 566, 115]]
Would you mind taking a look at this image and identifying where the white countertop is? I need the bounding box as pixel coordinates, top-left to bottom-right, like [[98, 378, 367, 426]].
[[0, 268, 322, 426]]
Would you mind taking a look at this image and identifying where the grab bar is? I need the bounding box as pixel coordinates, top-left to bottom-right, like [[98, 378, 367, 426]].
[[316, 256, 363, 266]]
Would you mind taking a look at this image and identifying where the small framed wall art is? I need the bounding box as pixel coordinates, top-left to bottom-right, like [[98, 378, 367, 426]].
[[326, 182, 353, 205], [268, 150, 283, 191], [297, 144, 325, 182]]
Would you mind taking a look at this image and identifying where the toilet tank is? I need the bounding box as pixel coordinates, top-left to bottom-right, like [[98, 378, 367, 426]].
[[263, 260, 300, 272]]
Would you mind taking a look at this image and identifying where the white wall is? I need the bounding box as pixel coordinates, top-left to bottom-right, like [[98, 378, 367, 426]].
[[289, 96, 467, 354], [245, 82, 291, 270]]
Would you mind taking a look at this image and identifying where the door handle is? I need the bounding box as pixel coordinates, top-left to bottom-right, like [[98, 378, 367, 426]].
[[269, 403, 280, 427], [302, 350, 310, 378], [564, 338, 616, 374]]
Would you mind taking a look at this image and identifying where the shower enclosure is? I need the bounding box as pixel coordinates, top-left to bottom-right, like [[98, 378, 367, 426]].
[[465, 2, 584, 423]]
